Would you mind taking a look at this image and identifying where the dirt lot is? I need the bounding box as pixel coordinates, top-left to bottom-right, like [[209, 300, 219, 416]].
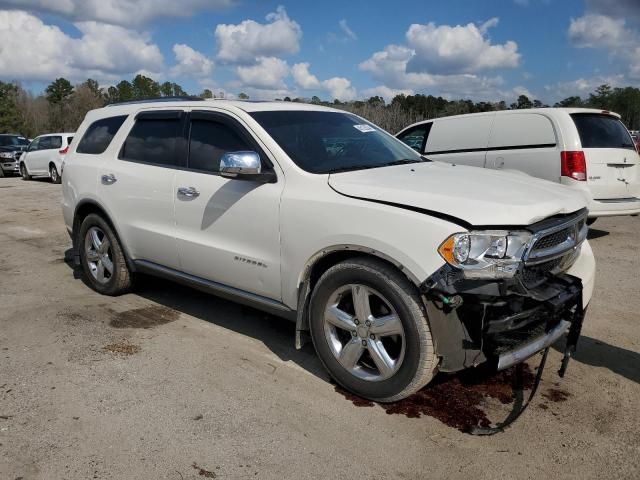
[[1, 176, 639, 479]]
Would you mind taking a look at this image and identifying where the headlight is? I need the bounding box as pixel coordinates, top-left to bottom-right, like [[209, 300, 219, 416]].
[[0, 152, 14, 159], [438, 230, 532, 279]]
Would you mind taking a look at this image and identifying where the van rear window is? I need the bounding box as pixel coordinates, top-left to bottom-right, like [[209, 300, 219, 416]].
[[571, 114, 635, 150]]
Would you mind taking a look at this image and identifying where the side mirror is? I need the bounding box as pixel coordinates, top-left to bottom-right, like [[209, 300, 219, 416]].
[[220, 151, 276, 182]]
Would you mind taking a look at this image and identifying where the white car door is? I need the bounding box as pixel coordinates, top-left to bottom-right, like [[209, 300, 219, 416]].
[[95, 110, 182, 270], [425, 114, 494, 168], [173, 110, 283, 300], [485, 113, 560, 182], [23, 137, 41, 173]]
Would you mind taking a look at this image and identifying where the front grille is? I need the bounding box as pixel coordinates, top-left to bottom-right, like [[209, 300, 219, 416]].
[[532, 228, 571, 251], [522, 256, 565, 287]]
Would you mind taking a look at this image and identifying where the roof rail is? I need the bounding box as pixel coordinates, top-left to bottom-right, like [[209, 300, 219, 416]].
[[106, 96, 204, 107]]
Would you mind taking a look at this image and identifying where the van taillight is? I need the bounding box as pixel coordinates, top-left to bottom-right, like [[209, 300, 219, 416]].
[[59, 146, 69, 154], [561, 151, 587, 181]]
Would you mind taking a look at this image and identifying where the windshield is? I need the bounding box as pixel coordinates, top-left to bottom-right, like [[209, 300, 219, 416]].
[[250, 110, 426, 173], [0, 135, 29, 147], [571, 114, 636, 150]]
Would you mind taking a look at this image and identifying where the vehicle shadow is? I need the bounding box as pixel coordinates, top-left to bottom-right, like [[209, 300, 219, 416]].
[[63, 250, 328, 381], [552, 336, 640, 384], [587, 228, 609, 240]]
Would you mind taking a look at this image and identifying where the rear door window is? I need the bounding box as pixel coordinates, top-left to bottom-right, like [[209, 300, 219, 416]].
[[77, 115, 128, 154], [49, 136, 62, 149], [120, 111, 184, 167], [39, 137, 52, 150], [571, 114, 636, 150], [188, 118, 252, 173]]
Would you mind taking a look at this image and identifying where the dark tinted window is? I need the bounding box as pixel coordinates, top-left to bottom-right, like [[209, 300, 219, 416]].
[[571, 114, 635, 150], [250, 111, 425, 173], [49, 136, 62, 149], [67, 136, 74, 145], [77, 115, 127, 154], [121, 117, 182, 166], [0, 135, 28, 147], [39, 136, 52, 149], [188, 119, 251, 172], [397, 124, 431, 152]]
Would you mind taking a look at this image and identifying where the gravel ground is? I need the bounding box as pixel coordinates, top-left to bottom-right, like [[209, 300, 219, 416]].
[[0, 176, 639, 479]]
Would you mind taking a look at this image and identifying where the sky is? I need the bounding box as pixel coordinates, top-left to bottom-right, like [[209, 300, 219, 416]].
[[0, 0, 639, 103]]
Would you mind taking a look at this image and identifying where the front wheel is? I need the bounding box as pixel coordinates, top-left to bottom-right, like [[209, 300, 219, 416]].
[[20, 163, 31, 180], [309, 257, 437, 402], [49, 164, 61, 184], [78, 214, 132, 295]]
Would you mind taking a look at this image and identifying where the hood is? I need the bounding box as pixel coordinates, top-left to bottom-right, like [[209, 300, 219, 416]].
[[328, 162, 588, 228], [0, 145, 26, 153]]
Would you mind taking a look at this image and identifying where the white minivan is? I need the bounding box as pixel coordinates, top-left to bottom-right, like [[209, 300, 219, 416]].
[[397, 108, 640, 223], [20, 132, 74, 184]]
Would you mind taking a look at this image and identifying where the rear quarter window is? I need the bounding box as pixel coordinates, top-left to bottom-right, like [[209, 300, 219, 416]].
[[77, 115, 128, 155], [571, 114, 635, 150]]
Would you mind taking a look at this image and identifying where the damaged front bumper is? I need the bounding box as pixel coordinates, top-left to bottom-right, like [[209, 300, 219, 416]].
[[421, 266, 585, 374]]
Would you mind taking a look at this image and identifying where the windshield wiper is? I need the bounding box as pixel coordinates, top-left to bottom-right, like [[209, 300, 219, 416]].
[[385, 158, 426, 166]]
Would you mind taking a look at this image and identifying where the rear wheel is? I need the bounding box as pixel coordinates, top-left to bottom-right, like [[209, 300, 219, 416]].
[[20, 163, 31, 180], [78, 214, 132, 295], [49, 164, 60, 184], [309, 257, 437, 402]]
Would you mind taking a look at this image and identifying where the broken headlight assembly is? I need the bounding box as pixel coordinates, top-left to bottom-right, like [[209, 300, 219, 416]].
[[438, 231, 532, 279]]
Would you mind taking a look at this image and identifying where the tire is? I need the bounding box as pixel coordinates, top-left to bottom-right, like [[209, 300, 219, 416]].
[[309, 257, 437, 402], [20, 163, 31, 180], [49, 164, 61, 184], [78, 213, 132, 295], [586, 218, 597, 226]]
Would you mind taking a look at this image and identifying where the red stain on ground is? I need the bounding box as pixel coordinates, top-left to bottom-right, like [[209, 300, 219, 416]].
[[336, 364, 538, 433]]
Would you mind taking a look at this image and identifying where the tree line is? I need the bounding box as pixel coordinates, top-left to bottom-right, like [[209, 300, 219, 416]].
[[1, 74, 639, 138]]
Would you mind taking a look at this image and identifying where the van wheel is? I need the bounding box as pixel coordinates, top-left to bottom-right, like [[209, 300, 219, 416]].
[[78, 214, 132, 295], [309, 257, 437, 402], [49, 164, 60, 184], [20, 163, 31, 180]]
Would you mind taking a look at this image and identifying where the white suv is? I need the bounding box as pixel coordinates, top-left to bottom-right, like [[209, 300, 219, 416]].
[[20, 132, 74, 184], [397, 108, 640, 224], [62, 99, 595, 401]]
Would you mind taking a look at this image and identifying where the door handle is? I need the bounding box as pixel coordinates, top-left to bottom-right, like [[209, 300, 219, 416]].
[[101, 174, 117, 185], [177, 186, 200, 198]]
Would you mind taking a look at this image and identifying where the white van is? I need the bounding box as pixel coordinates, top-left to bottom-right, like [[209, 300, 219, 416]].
[[397, 108, 640, 223]]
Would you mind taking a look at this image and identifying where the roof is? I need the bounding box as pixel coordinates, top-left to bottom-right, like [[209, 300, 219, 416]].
[[95, 99, 341, 116], [398, 107, 623, 132]]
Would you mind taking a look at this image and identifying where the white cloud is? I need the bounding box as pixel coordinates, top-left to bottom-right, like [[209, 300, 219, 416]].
[[215, 6, 301, 64], [544, 75, 626, 100], [361, 86, 414, 102], [291, 63, 356, 101], [584, 0, 640, 21], [568, 14, 635, 49], [404, 19, 520, 75], [0, 0, 235, 26], [235, 57, 289, 90], [0, 10, 163, 82], [357, 18, 522, 100], [339, 19, 357, 40], [170, 44, 213, 78]]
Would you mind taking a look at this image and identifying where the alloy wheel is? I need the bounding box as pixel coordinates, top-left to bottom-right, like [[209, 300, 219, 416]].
[[84, 226, 114, 284], [323, 284, 405, 381]]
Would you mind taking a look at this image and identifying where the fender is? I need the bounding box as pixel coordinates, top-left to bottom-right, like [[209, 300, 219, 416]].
[[72, 198, 137, 273], [294, 244, 424, 349]]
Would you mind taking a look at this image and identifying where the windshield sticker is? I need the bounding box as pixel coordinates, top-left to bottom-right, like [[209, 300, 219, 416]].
[[353, 124, 376, 133]]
